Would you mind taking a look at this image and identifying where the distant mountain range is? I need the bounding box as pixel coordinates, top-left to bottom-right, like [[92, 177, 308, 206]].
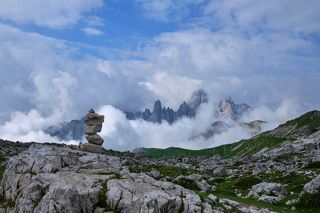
[[125, 89, 208, 124], [45, 89, 257, 141]]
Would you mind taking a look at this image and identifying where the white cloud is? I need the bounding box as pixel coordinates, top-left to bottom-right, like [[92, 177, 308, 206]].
[[137, 0, 320, 34], [85, 16, 105, 27], [96, 97, 303, 151], [0, 23, 153, 123], [82, 27, 103, 36], [204, 0, 320, 34], [136, 0, 206, 22], [0, 0, 104, 28], [141, 72, 202, 109]]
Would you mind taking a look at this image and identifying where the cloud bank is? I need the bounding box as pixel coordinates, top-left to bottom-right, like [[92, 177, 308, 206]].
[[0, 1, 319, 150], [96, 98, 302, 151], [0, 0, 104, 28]]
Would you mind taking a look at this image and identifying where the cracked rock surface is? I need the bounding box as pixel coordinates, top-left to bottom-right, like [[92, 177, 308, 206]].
[[0, 144, 202, 213]]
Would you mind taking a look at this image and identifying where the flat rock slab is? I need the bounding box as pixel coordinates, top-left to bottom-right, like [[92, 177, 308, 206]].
[[0, 144, 203, 213], [81, 143, 104, 154]]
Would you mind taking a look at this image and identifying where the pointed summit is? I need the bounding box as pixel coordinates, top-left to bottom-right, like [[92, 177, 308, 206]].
[[216, 97, 250, 120], [187, 89, 208, 109], [150, 100, 163, 123]]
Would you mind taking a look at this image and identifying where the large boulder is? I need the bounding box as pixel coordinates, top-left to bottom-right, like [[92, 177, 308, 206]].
[[174, 174, 211, 192], [303, 175, 320, 193], [107, 173, 202, 213], [212, 166, 227, 177], [247, 182, 286, 204], [248, 182, 286, 198], [0, 144, 203, 213]]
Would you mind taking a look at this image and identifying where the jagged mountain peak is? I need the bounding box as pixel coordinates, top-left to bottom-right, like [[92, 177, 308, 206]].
[[125, 89, 209, 124], [216, 97, 251, 120], [46, 90, 252, 141], [187, 89, 208, 109]]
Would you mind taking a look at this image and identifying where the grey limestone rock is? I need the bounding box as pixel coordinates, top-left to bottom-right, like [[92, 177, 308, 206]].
[[107, 173, 202, 213], [0, 144, 203, 213], [303, 175, 320, 193]]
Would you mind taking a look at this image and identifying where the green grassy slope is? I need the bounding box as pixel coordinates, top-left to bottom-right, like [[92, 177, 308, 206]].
[[141, 110, 320, 159]]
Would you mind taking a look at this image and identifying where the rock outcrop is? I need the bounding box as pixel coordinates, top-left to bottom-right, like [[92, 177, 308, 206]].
[[248, 182, 286, 204], [303, 175, 320, 193], [0, 144, 203, 213], [216, 97, 250, 121], [107, 173, 202, 212]]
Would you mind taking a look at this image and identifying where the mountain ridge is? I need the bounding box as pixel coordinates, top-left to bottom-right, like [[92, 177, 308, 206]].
[[141, 110, 320, 159], [45, 89, 253, 141]]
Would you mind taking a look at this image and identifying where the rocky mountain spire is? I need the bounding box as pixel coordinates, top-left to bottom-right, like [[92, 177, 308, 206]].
[[125, 89, 209, 124], [216, 97, 250, 120]]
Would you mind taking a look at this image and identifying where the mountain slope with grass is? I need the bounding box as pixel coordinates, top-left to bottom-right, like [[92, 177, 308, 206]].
[[140, 110, 320, 159]]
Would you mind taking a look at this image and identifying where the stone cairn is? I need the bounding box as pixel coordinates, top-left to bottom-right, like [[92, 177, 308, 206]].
[[81, 109, 105, 153]]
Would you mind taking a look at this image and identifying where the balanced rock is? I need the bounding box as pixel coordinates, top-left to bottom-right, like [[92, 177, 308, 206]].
[[82, 109, 105, 153], [84, 109, 104, 135], [86, 134, 104, 146]]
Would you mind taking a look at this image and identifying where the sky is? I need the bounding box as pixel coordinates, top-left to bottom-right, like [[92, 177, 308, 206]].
[[0, 0, 319, 150]]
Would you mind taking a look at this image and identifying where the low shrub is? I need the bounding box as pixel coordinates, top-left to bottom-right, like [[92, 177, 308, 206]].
[[298, 192, 320, 208], [304, 161, 320, 169], [174, 178, 200, 191], [234, 176, 261, 190]]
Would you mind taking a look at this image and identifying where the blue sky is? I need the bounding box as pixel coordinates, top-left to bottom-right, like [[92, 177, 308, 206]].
[[0, 0, 320, 148], [4, 0, 182, 53]]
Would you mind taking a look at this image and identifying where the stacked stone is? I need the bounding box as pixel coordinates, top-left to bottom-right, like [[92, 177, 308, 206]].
[[82, 109, 104, 153]]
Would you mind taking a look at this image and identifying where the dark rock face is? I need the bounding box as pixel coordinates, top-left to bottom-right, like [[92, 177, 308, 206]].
[[125, 89, 209, 124], [45, 118, 85, 140]]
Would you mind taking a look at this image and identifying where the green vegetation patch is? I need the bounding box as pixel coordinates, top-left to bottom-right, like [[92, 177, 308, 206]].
[[97, 187, 108, 208], [280, 110, 320, 135], [298, 192, 320, 208], [95, 172, 122, 179], [304, 161, 320, 169], [142, 111, 320, 159], [173, 178, 200, 191], [273, 152, 304, 162], [234, 176, 261, 190], [142, 135, 286, 159], [213, 176, 320, 213], [140, 147, 222, 158], [95, 183, 118, 212], [130, 164, 199, 178], [0, 198, 15, 209], [0, 165, 5, 182], [258, 172, 310, 194]]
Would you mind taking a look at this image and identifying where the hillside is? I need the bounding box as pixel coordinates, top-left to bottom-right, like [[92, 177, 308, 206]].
[[141, 110, 320, 159]]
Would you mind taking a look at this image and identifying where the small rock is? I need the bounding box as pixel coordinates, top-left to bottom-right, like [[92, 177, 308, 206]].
[[207, 194, 218, 203], [258, 195, 282, 204], [212, 166, 227, 177], [148, 168, 161, 179]]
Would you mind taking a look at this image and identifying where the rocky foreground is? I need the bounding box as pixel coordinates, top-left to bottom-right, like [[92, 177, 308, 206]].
[[0, 138, 319, 213]]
